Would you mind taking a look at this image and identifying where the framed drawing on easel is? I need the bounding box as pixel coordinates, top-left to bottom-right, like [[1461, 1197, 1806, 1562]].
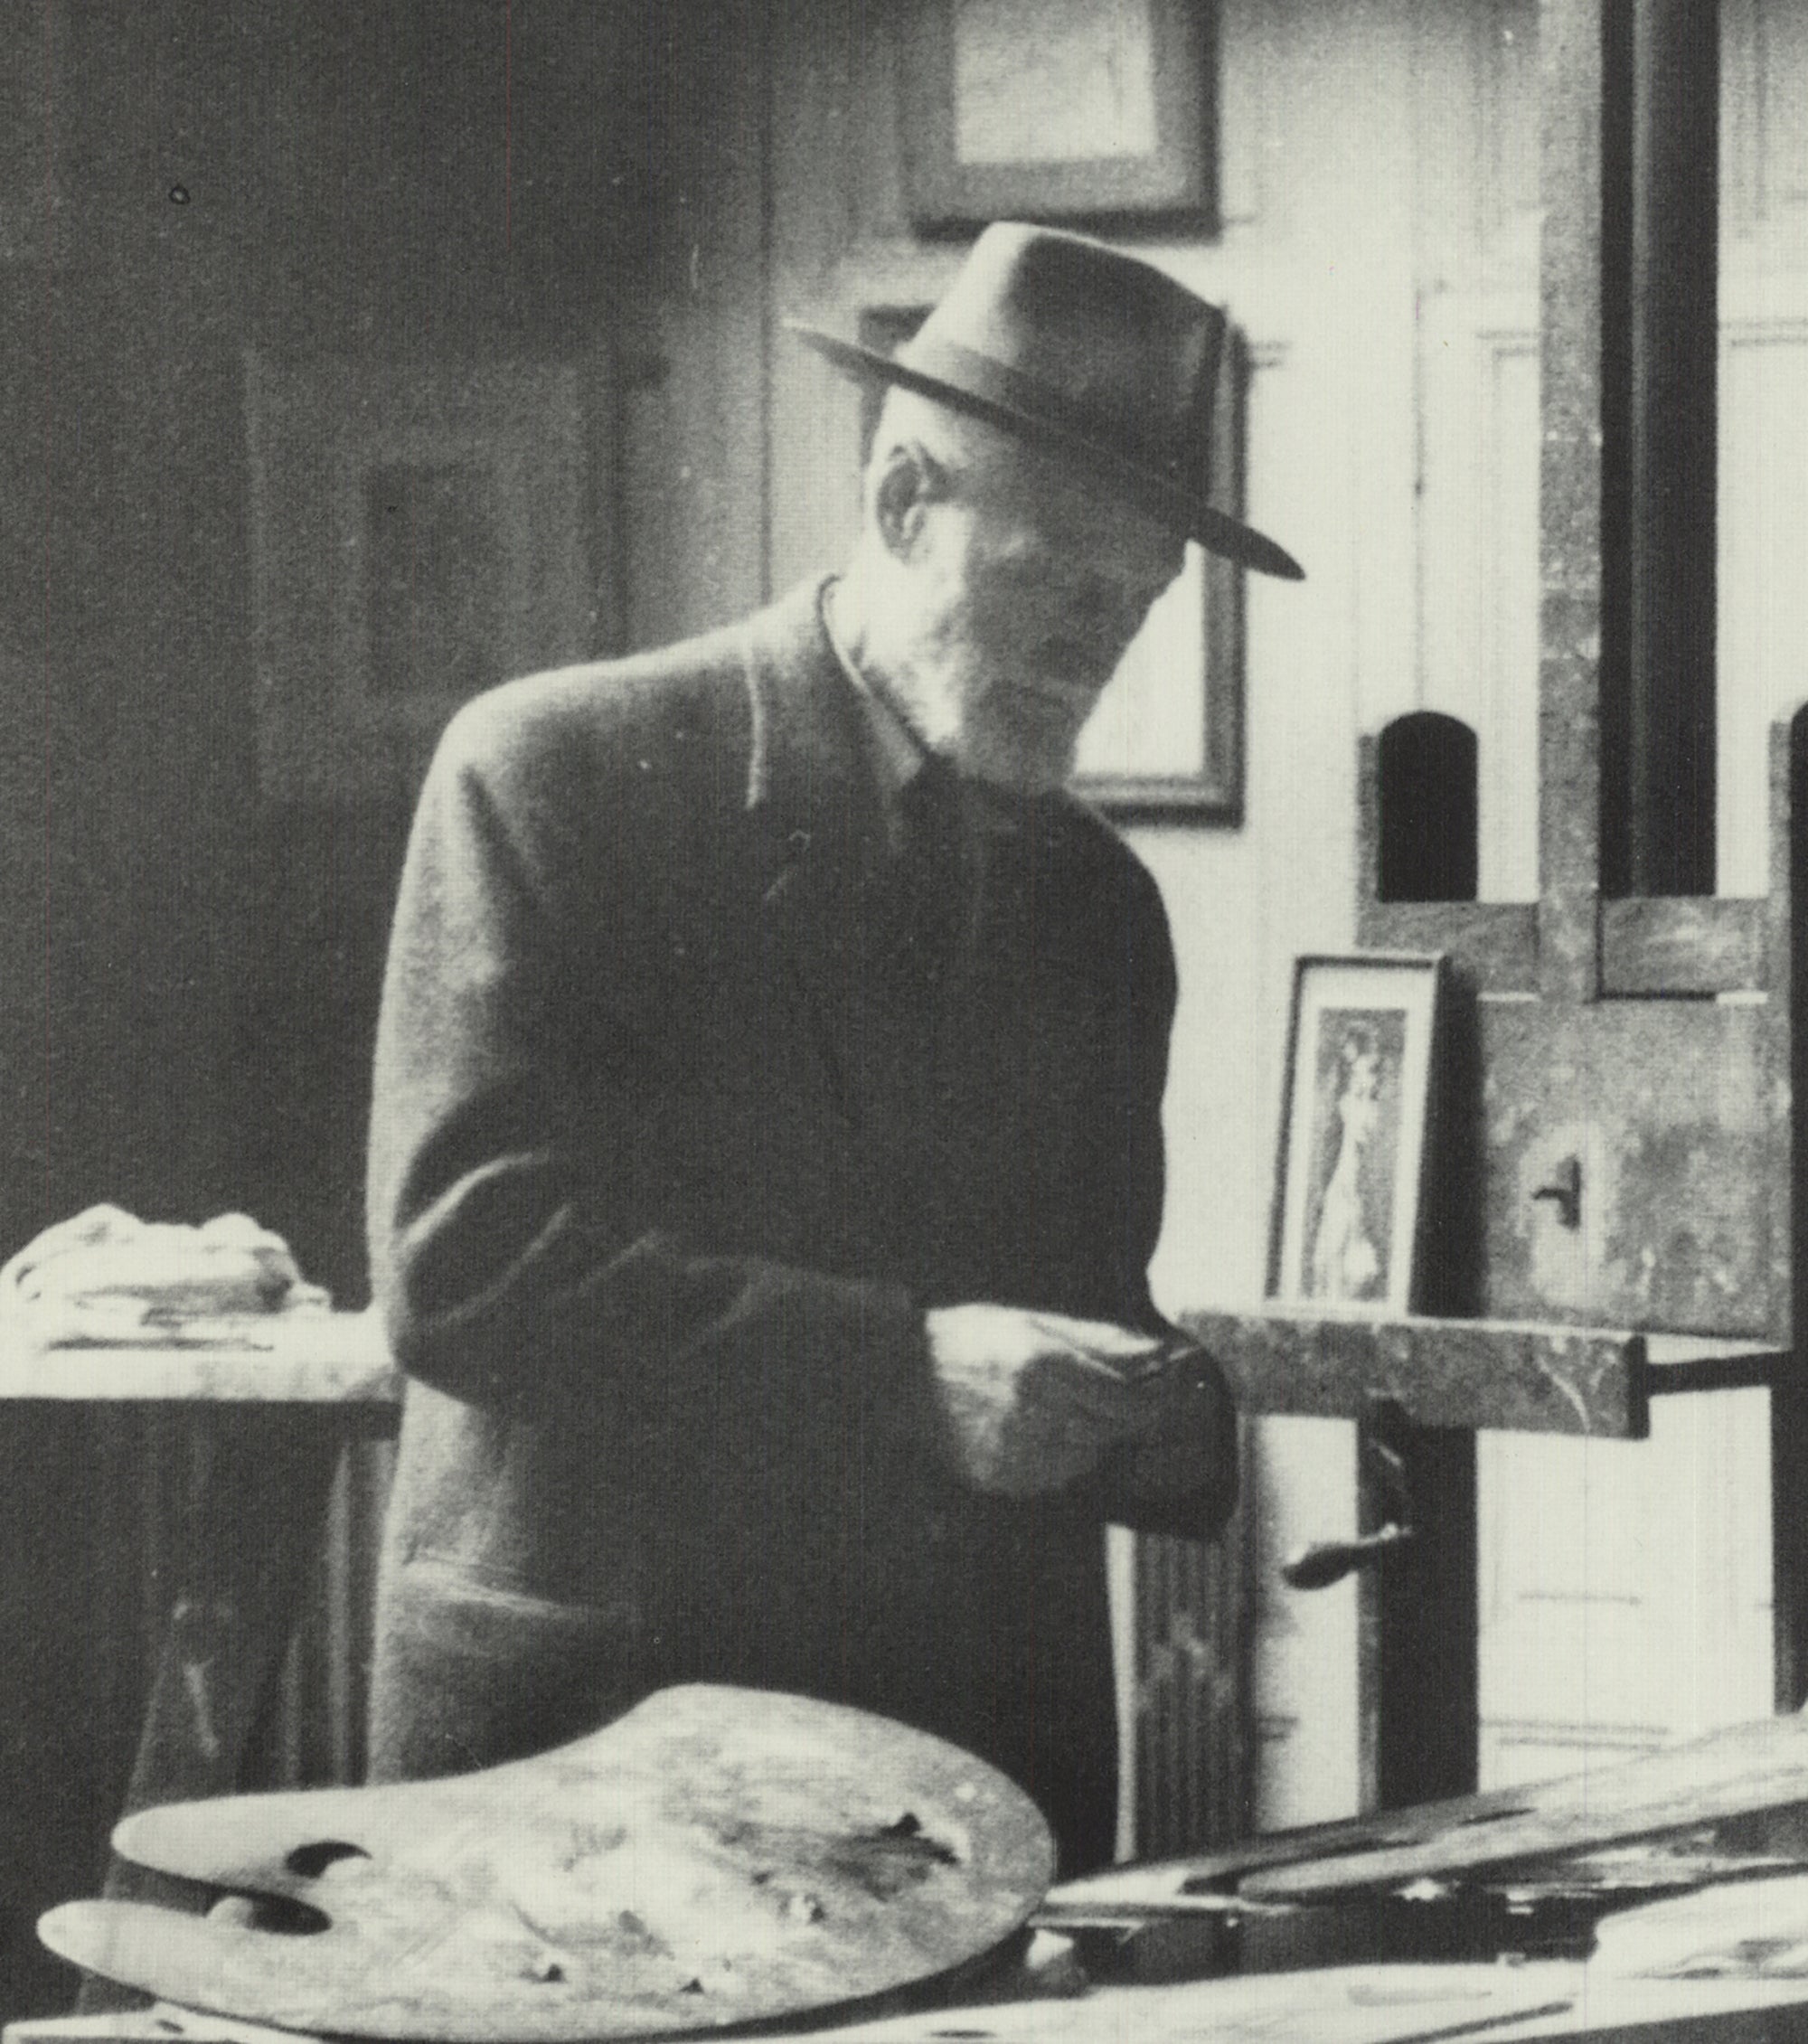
[[1269, 954, 1446, 1314]]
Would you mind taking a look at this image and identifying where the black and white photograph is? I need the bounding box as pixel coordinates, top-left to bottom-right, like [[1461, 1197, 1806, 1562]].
[[3, 3, 1806, 2039]]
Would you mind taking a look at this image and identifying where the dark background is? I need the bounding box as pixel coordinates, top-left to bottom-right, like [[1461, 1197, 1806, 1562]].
[[0, 2, 766, 2010]]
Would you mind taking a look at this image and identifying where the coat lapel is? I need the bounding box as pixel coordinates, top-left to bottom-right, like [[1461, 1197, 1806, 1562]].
[[739, 581, 921, 1135], [734, 580, 1104, 1152]]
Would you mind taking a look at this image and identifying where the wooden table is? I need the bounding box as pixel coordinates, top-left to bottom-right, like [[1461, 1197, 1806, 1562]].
[[0, 1314, 400, 2014], [0, 1314, 397, 1408]]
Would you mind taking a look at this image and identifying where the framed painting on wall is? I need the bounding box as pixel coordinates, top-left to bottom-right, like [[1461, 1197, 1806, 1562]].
[[1268, 955, 1447, 1314], [1071, 536, 1241, 816], [897, 0, 1215, 230], [854, 302, 1246, 818], [245, 352, 597, 804]]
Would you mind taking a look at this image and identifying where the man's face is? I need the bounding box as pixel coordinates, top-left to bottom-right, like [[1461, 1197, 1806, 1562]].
[[902, 455, 1186, 795]]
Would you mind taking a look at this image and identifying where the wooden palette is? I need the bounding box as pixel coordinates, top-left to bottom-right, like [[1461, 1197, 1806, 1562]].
[[40, 1685, 1054, 2041]]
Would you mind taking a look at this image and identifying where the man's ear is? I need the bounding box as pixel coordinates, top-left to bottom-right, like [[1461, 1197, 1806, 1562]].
[[869, 442, 946, 560]]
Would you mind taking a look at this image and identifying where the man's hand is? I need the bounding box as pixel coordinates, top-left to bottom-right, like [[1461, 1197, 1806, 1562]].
[[925, 1304, 1166, 1498], [1108, 1342, 1238, 1517]]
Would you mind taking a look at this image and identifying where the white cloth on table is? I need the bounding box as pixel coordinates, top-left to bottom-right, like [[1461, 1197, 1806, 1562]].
[[0, 1204, 331, 1345]]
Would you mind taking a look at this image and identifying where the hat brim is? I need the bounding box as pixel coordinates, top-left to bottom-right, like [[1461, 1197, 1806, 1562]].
[[787, 321, 1304, 582]]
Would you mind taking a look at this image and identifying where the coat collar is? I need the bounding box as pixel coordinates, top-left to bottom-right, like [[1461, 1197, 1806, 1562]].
[[736, 579, 1122, 1134], [736, 579, 902, 1135], [739, 576, 890, 886], [737, 573, 1095, 877]]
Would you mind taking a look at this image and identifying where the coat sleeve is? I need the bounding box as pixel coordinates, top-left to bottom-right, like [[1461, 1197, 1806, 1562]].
[[366, 685, 936, 1459], [1079, 852, 1238, 1543]]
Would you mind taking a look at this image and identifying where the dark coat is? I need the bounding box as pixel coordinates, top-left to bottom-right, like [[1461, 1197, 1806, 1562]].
[[365, 578, 1224, 1871]]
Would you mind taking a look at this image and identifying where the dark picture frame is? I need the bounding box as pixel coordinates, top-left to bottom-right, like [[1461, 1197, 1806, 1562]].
[[245, 352, 593, 805], [855, 302, 1246, 819], [1268, 955, 1447, 1314], [897, 0, 1216, 231]]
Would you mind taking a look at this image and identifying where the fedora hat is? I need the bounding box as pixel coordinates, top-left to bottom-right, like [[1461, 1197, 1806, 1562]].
[[786, 222, 1303, 580]]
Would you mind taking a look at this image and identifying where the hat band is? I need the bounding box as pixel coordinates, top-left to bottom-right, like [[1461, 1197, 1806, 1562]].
[[896, 332, 1204, 495]]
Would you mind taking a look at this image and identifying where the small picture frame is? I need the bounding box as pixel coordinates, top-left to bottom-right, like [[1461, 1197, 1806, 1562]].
[[1268, 955, 1446, 1314], [897, 0, 1216, 231]]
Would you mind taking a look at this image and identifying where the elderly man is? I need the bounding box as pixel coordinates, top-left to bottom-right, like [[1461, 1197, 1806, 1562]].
[[365, 223, 1302, 1872]]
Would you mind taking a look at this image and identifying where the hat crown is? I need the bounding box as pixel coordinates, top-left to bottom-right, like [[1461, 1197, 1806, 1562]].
[[903, 223, 1226, 490], [781, 221, 1303, 576]]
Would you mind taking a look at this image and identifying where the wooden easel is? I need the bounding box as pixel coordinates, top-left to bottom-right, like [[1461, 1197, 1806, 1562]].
[[1188, 0, 1805, 1816]]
